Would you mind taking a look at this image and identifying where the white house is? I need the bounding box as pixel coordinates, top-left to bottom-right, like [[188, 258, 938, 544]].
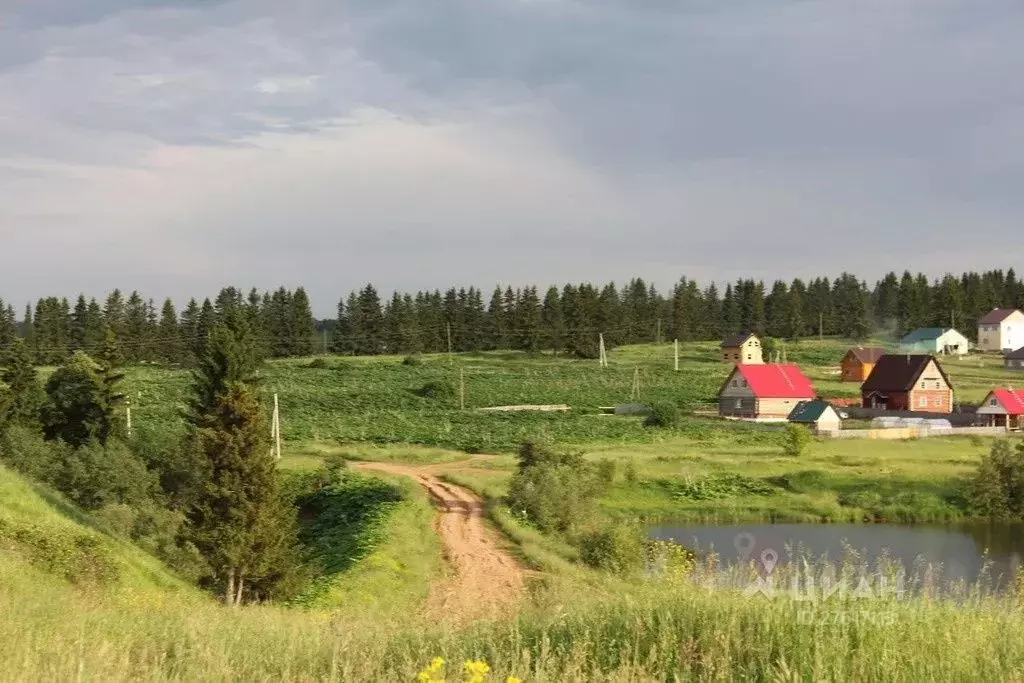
[[899, 328, 970, 356], [977, 309, 1024, 353]]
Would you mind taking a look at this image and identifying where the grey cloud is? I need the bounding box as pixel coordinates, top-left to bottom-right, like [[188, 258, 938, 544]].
[[1, 0, 1024, 312]]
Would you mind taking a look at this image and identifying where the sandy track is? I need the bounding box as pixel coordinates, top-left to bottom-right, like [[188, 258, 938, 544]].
[[352, 461, 525, 620]]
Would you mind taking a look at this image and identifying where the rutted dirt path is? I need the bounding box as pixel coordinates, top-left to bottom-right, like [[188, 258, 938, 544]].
[[352, 461, 525, 620]]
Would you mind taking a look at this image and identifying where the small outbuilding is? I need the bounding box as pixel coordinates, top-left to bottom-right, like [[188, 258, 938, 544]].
[[839, 346, 887, 382], [1004, 347, 1024, 372], [720, 332, 764, 365], [976, 388, 1024, 430], [787, 400, 841, 432], [899, 328, 970, 356]]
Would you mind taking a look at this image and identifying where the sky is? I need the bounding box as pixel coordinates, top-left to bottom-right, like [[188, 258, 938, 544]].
[[1, 0, 1023, 315]]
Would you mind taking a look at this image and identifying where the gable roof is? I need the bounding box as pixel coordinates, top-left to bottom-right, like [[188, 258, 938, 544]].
[[861, 354, 953, 393], [721, 363, 815, 399], [989, 388, 1024, 415], [1006, 347, 1024, 360], [788, 399, 836, 423], [900, 328, 948, 343], [979, 308, 1022, 325], [844, 346, 886, 364], [721, 332, 757, 348]]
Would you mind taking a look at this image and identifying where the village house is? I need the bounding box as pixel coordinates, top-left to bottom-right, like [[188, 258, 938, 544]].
[[860, 354, 954, 414], [787, 399, 842, 432], [720, 332, 763, 365], [1005, 347, 1024, 371], [717, 363, 815, 420], [839, 346, 886, 382], [977, 308, 1024, 353], [899, 328, 970, 356], [975, 388, 1024, 430]]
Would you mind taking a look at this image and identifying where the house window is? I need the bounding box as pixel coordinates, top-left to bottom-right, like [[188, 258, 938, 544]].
[[747, 354, 752, 360], [933, 396, 942, 407], [919, 396, 927, 408], [741, 379, 748, 387], [935, 381, 941, 390], [920, 381, 926, 389], [732, 380, 738, 387], [723, 353, 729, 360], [990, 398, 999, 407], [734, 399, 743, 409]]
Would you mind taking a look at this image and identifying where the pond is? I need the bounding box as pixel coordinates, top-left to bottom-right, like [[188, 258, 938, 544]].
[[649, 522, 1024, 590]]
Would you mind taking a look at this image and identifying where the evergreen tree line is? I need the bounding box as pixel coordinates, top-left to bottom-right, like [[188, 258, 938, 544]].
[[0, 286, 317, 366], [3, 268, 1022, 364], [333, 269, 1024, 358]]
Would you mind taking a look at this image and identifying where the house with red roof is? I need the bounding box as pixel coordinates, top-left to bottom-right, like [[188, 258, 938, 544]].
[[717, 363, 816, 420], [976, 388, 1024, 430]]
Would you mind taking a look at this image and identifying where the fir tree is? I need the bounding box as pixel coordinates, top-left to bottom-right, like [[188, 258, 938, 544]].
[[289, 287, 317, 356], [158, 299, 184, 364], [0, 301, 17, 352], [0, 338, 43, 429], [540, 286, 564, 354]]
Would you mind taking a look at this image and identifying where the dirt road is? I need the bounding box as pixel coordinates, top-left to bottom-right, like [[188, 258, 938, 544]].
[[352, 461, 525, 620]]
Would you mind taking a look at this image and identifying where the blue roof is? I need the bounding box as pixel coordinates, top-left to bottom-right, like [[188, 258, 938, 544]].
[[787, 400, 835, 423], [900, 328, 947, 343]]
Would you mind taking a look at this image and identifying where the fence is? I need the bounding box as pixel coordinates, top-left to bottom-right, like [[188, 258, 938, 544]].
[[818, 426, 1007, 440]]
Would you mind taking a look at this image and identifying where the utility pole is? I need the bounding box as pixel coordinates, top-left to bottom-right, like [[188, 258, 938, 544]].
[[819, 312, 823, 342], [599, 333, 607, 368], [674, 339, 679, 372], [656, 319, 662, 345], [446, 323, 453, 364], [459, 367, 466, 410], [322, 328, 328, 354], [271, 393, 282, 460], [126, 399, 132, 437], [630, 367, 641, 401]]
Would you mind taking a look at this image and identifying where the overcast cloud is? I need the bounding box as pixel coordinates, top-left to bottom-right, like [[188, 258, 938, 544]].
[[1, 0, 1022, 313]]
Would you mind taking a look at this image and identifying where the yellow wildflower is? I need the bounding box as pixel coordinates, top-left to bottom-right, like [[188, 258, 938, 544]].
[[463, 659, 491, 683], [417, 657, 446, 683]]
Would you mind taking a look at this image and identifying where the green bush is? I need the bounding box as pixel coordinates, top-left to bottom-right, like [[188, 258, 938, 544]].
[[0, 517, 119, 584], [644, 402, 680, 428], [401, 354, 423, 367], [0, 425, 61, 483], [579, 522, 645, 574], [782, 423, 812, 456], [506, 441, 607, 536], [412, 380, 454, 400], [595, 459, 617, 488], [969, 440, 1024, 518], [303, 358, 329, 369]]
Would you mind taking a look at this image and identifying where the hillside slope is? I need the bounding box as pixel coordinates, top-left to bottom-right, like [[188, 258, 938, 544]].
[[0, 463, 194, 595]]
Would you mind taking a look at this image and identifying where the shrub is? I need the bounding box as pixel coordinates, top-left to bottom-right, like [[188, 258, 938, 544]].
[[0, 517, 119, 584], [782, 423, 812, 457], [507, 441, 606, 536], [0, 425, 61, 483], [596, 458, 617, 487], [644, 402, 680, 429], [402, 354, 423, 366], [624, 460, 639, 486], [579, 522, 645, 574], [969, 440, 1024, 518], [54, 438, 156, 511], [303, 358, 329, 369], [413, 381, 454, 400]]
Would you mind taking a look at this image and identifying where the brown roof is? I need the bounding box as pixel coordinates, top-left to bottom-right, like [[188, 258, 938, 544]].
[[979, 308, 1021, 324], [844, 346, 886, 364], [721, 332, 756, 348], [1006, 347, 1024, 360], [861, 354, 953, 393]]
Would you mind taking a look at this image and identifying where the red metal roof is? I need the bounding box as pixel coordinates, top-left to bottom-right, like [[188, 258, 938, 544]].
[[731, 364, 815, 398], [991, 388, 1024, 415]]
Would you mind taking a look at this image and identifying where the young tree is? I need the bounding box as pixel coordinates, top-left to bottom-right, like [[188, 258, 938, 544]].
[[0, 300, 16, 352], [0, 338, 43, 429], [185, 324, 296, 604], [40, 351, 122, 447]]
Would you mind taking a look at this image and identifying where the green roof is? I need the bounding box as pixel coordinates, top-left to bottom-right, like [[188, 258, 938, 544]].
[[900, 327, 947, 343], [788, 400, 834, 423]]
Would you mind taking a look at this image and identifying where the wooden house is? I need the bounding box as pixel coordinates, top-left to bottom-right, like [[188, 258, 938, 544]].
[[861, 354, 954, 414], [977, 309, 1024, 353], [718, 364, 815, 419], [1004, 347, 1024, 372], [720, 332, 763, 365], [976, 388, 1024, 430], [788, 400, 842, 432], [839, 346, 886, 382]]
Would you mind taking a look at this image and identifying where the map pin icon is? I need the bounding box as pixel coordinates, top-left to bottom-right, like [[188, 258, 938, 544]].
[[761, 549, 778, 575], [734, 533, 755, 561]]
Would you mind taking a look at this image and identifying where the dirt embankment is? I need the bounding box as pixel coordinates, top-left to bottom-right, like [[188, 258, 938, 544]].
[[351, 461, 525, 620]]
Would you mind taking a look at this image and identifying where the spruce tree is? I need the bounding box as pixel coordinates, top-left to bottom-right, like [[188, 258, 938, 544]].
[[0, 301, 16, 352], [185, 323, 296, 604], [0, 339, 43, 429], [517, 286, 543, 353], [123, 291, 148, 363], [541, 286, 564, 355], [158, 299, 184, 364], [104, 289, 126, 340], [289, 287, 317, 356], [485, 287, 505, 351], [180, 298, 202, 364]]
